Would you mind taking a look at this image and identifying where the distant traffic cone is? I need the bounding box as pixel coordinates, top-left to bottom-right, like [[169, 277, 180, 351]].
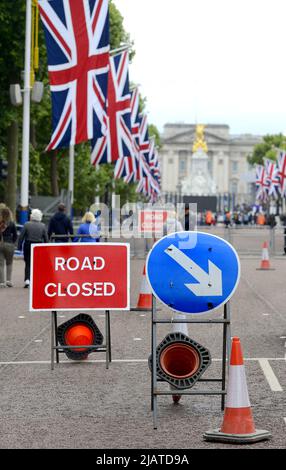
[[135, 264, 152, 310], [204, 337, 271, 444], [256, 242, 275, 271]]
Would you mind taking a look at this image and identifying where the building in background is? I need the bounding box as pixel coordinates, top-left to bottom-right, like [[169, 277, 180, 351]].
[[160, 123, 262, 210]]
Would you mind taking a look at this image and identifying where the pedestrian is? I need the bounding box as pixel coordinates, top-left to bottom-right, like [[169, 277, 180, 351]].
[[18, 209, 48, 288], [280, 213, 286, 256], [0, 205, 17, 288], [48, 202, 73, 242], [205, 210, 213, 226], [163, 211, 183, 236], [224, 210, 231, 227], [74, 212, 100, 243]]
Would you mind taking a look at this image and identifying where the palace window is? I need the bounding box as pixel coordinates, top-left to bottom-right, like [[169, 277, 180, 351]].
[[232, 161, 238, 174]]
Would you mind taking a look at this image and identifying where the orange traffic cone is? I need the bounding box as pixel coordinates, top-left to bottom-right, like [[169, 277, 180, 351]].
[[256, 242, 275, 271], [134, 264, 152, 311], [204, 337, 271, 443]]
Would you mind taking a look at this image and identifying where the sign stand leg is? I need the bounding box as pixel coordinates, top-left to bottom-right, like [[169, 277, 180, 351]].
[[107, 310, 112, 363], [105, 310, 110, 370], [51, 311, 55, 371], [53, 311, 59, 364], [226, 301, 231, 364], [221, 304, 227, 410], [152, 295, 158, 429]]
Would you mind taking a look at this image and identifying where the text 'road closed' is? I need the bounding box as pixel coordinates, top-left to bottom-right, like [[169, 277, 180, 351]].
[[30, 244, 130, 311]]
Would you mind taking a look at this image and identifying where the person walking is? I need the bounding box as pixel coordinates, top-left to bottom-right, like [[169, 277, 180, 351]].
[[0, 205, 17, 288], [18, 209, 48, 288], [280, 213, 286, 255], [48, 203, 73, 242], [74, 212, 100, 243]]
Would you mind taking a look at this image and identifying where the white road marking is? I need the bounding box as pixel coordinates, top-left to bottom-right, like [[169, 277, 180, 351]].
[[284, 418, 286, 426], [0, 357, 285, 365], [133, 338, 142, 341], [140, 314, 146, 317], [258, 359, 283, 392], [18, 316, 26, 319], [263, 314, 270, 316], [34, 340, 43, 343]]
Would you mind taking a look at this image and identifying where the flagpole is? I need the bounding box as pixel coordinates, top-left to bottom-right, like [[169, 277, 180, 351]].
[[68, 145, 75, 218], [110, 43, 131, 56], [20, 0, 32, 224]]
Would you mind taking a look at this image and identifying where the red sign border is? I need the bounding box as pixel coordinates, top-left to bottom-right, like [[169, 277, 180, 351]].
[[29, 243, 130, 312]]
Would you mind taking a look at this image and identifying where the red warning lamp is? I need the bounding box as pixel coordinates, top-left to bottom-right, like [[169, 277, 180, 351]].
[[64, 324, 95, 352], [160, 343, 201, 380], [149, 332, 211, 390], [57, 314, 103, 360]]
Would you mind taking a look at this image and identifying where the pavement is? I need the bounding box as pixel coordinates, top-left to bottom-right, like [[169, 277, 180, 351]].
[[0, 235, 285, 449]]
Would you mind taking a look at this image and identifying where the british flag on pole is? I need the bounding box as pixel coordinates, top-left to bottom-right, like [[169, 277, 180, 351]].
[[38, 0, 110, 150], [278, 150, 286, 197], [91, 50, 134, 172], [136, 113, 152, 195], [265, 159, 280, 198], [255, 164, 269, 201]]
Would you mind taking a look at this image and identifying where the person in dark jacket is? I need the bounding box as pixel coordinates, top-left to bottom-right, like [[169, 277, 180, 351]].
[[48, 203, 73, 242], [0, 205, 17, 288], [18, 209, 48, 288]]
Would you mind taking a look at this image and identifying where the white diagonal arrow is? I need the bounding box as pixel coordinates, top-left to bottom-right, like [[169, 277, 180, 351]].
[[165, 244, 223, 297]]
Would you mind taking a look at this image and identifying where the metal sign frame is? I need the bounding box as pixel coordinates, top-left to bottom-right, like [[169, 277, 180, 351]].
[[50, 310, 112, 371], [151, 295, 231, 430]]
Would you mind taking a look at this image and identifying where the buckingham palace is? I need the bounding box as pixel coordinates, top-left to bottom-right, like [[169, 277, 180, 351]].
[[159, 123, 263, 209]]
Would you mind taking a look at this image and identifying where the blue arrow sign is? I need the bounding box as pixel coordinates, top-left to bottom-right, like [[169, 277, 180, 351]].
[[146, 231, 240, 315]]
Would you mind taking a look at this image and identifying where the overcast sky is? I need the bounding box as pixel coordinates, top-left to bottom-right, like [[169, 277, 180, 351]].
[[114, 0, 286, 136]]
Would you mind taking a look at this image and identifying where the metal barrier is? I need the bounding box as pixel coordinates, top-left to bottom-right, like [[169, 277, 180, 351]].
[[50, 226, 286, 258]]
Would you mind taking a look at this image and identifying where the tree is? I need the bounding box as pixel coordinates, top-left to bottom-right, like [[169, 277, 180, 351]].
[[248, 134, 286, 166], [0, 0, 159, 211]]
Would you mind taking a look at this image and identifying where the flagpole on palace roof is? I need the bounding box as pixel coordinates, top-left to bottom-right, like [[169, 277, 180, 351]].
[[20, 0, 32, 224]]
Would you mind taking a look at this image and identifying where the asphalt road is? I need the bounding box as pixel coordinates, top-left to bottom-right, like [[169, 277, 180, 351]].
[[0, 236, 285, 449]]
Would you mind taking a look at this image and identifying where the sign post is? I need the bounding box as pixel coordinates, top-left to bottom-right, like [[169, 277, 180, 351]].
[[30, 243, 130, 369], [146, 231, 240, 429]]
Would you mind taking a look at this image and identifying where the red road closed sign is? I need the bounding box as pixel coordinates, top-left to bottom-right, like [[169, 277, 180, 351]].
[[30, 243, 130, 311], [138, 210, 169, 234]]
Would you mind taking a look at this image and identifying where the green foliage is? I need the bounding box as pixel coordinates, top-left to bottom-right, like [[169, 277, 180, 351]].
[[0, 0, 25, 147], [148, 124, 161, 148], [248, 134, 286, 166], [0, 0, 158, 210]]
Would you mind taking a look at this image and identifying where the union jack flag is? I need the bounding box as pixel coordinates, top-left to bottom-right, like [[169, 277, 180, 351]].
[[136, 114, 151, 195], [91, 50, 134, 171], [277, 150, 286, 197], [148, 137, 161, 201], [38, 0, 110, 151], [255, 164, 269, 201], [264, 159, 280, 198], [128, 87, 141, 181]]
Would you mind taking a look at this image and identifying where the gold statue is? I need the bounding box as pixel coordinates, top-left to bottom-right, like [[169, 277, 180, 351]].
[[192, 124, 208, 153]]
